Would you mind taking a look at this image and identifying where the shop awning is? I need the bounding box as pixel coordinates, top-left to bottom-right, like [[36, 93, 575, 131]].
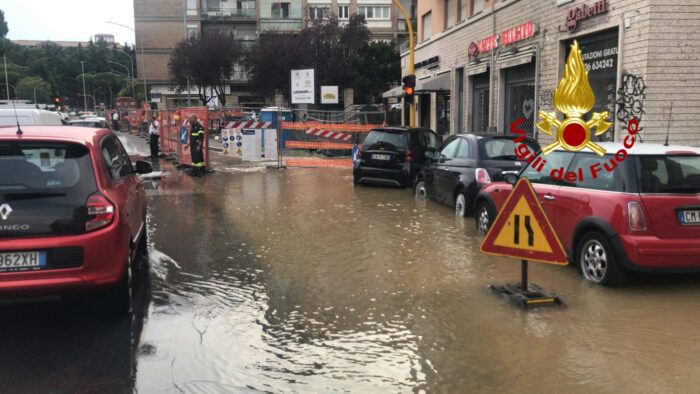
[[496, 46, 536, 69], [417, 72, 451, 92], [382, 86, 404, 98]]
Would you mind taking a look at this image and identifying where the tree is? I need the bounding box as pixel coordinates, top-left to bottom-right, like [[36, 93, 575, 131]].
[[15, 76, 51, 102], [0, 10, 8, 38], [168, 31, 243, 106], [351, 41, 400, 104]]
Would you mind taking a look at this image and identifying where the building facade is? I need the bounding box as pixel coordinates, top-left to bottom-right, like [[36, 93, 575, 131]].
[[134, 0, 415, 109], [401, 0, 700, 145]]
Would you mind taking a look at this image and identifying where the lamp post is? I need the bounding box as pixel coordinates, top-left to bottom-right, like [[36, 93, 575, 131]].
[[108, 60, 135, 97], [33, 82, 48, 104], [107, 21, 148, 103], [109, 49, 135, 96], [80, 61, 88, 112], [3, 55, 9, 101]]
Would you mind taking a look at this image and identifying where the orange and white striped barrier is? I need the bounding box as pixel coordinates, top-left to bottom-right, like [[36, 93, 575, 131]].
[[285, 141, 356, 150], [224, 121, 272, 129], [305, 127, 353, 142], [285, 158, 353, 168]]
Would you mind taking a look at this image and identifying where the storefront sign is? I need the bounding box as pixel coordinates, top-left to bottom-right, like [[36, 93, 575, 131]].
[[469, 22, 537, 58], [566, 0, 608, 33]]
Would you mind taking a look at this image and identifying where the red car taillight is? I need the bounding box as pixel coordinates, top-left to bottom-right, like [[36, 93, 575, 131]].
[[86, 193, 115, 232], [405, 149, 414, 163], [627, 201, 647, 231], [476, 168, 491, 184]]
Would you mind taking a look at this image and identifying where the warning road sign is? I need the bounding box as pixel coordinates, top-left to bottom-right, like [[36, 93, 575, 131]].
[[480, 178, 568, 265]]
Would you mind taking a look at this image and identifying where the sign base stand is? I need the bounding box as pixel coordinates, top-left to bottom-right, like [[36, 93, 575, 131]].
[[489, 283, 562, 309]]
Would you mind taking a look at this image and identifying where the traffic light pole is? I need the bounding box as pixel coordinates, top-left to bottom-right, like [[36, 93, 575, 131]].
[[394, 0, 415, 127]]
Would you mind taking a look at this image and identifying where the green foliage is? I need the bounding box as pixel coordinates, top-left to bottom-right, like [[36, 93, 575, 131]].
[[15, 76, 51, 102], [2, 39, 136, 107], [0, 10, 8, 38], [351, 41, 400, 104]]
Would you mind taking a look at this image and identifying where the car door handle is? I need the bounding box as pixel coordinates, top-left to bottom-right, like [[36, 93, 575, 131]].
[[543, 194, 555, 201]]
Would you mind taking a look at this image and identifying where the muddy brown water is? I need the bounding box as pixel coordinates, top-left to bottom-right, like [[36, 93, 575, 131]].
[[3, 163, 700, 393]]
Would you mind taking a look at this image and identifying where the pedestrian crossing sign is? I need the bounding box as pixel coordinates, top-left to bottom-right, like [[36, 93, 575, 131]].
[[480, 178, 568, 265]]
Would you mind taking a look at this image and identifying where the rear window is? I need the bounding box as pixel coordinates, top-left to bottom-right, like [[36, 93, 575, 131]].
[[70, 121, 102, 128], [0, 142, 96, 192], [479, 137, 539, 160], [637, 155, 700, 193], [363, 131, 409, 150]]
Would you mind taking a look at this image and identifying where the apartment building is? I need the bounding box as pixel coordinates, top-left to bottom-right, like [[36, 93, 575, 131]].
[[399, 0, 700, 145], [134, 0, 415, 109]]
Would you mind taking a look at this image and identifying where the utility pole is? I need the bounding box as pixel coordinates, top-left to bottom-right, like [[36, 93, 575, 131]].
[[394, 0, 415, 127], [81, 61, 88, 112], [3, 55, 9, 101], [184, 0, 192, 106]]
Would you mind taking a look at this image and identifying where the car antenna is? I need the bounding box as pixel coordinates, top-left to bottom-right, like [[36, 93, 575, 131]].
[[10, 96, 23, 136], [663, 101, 673, 147]]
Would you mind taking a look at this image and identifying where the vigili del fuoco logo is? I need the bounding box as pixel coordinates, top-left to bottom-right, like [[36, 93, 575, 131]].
[[512, 40, 639, 182]]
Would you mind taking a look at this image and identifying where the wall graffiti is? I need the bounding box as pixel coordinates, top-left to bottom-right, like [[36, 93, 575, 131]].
[[616, 73, 646, 138], [538, 89, 555, 109]]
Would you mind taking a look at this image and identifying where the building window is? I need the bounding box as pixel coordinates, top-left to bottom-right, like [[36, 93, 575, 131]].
[[359, 6, 391, 20], [187, 0, 197, 10], [271, 2, 290, 18], [445, 0, 456, 28], [338, 5, 349, 19], [187, 26, 198, 38], [472, 0, 484, 15], [421, 11, 432, 41], [470, 72, 489, 133], [309, 5, 330, 20], [503, 62, 536, 136]]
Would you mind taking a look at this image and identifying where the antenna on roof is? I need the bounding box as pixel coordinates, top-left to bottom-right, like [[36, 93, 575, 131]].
[[11, 96, 23, 136], [663, 101, 673, 147]]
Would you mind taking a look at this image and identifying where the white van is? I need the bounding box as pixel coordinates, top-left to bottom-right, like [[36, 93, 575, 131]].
[[0, 109, 63, 126]]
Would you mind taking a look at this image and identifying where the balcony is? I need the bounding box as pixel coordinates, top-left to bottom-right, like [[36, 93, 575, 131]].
[[397, 18, 417, 33], [200, 7, 256, 20], [259, 18, 303, 32]]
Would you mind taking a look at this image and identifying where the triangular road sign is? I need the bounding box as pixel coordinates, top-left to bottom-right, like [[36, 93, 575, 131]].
[[480, 178, 568, 265]]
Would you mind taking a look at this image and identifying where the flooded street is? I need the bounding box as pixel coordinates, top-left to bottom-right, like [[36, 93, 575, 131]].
[[3, 149, 700, 392]]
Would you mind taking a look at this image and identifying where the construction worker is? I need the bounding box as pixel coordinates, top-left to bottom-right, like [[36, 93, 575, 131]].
[[184, 114, 206, 177]]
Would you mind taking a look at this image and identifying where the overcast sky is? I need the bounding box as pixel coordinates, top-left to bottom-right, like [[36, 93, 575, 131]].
[[1, 0, 135, 44]]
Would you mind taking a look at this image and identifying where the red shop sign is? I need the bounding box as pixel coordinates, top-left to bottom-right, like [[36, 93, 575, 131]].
[[469, 21, 537, 58]]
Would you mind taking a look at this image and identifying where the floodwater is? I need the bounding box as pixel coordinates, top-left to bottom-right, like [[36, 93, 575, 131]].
[[3, 152, 700, 392]]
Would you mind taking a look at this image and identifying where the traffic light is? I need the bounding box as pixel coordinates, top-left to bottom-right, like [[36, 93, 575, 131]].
[[402, 75, 416, 103]]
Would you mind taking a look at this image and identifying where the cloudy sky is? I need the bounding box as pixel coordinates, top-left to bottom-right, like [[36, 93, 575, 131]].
[[1, 0, 135, 44]]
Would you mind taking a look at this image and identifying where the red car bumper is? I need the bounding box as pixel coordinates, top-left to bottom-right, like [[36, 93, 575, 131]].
[[0, 224, 128, 298], [619, 234, 700, 270]]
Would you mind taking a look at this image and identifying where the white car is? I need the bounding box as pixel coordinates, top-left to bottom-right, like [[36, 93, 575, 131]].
[[390, 103, 402, 111]]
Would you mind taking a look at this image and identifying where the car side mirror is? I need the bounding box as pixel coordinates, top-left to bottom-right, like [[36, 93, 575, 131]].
[[504, 173, 518, 185], [425, 151, 435, 159], [135, 160, 153, 175]]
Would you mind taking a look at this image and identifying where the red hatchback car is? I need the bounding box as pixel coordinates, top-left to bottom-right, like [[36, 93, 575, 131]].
[[475, 143, 700, 286], [0, 126, 151, 314]]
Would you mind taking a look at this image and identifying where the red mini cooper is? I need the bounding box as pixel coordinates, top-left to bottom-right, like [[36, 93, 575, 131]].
[[0, 126, 151, 314], [475, 143, 700, 286]]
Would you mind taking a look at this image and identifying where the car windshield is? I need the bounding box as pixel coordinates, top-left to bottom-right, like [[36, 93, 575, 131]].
[[0, 142, 96, 193], [637, 155, 700, 193], [363, 130, 408, 150], [479, 137, 539, 160]]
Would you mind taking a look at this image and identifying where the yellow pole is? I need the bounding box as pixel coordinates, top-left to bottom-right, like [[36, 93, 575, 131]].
[[394, 0, 415, 127]]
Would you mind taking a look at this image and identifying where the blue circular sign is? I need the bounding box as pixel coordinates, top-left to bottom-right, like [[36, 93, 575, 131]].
[[352, 144, 360, 163], [236, 135, 242, 141], [223, 137, 229, 142], [223, 143, 229, 148], [236, 141, 242, 147], [179, 127, 188, 144]]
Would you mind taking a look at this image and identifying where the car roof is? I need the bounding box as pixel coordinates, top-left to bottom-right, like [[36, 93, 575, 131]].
[[453, 132, 537, 140], [0, 125, 111, 144], [553, 142, 700, 155], [370, 126, 433, 133]]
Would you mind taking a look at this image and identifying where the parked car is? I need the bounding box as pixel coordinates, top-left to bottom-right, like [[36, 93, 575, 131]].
[[389, 103, 402, 111], [417, 133, 540, 217], [69, 117, 109, 129], [0, 125, 152, 314], [474, 143, 700, 286], [353, 127, 441, 187], [0, 109, 63, 126]]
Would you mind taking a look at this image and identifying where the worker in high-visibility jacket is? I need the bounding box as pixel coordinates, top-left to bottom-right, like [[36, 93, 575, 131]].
[[184, 114, 206, 177]]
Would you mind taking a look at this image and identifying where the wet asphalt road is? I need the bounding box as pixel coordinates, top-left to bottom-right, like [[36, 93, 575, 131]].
[[2, 133, 700, 393]]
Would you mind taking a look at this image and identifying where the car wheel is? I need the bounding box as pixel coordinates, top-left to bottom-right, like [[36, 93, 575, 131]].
[[138, 220, 148, 258], [577, 232, 626, 286], [414, 179, 427, 198], [107, 253, 133, 316], [455, 191, 468, 217], [476, 201, 493, 235], [353, 176, 360, 186]]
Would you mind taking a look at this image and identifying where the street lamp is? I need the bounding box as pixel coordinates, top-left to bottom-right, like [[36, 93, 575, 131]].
[[108, 60, 135, 97], [80, 61, 88, 112], [33, 82, 48, 104], [107, 21, 148, 103], [108, 48, 135, 97]]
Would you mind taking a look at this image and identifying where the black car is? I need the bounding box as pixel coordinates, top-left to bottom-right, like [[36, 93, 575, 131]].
[[353, 127, 441, 187], [416, 133, 540, 216]]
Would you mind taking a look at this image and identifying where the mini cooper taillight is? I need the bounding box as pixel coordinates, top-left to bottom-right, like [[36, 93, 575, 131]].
[[86, 193, 115, 232], [476, 168, 491, 185], [628, 201, 648, 231]]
